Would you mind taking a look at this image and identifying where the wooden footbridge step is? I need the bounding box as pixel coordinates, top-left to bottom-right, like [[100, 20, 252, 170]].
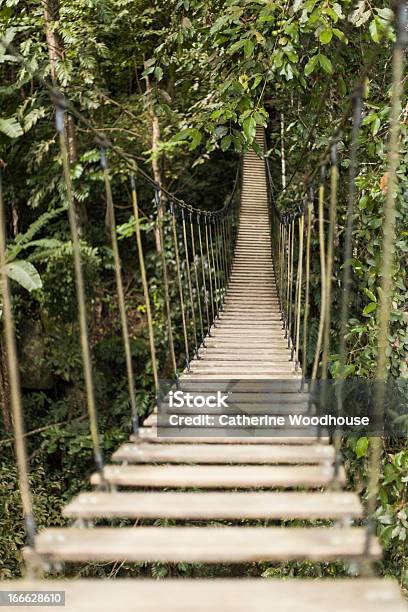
[[5, 580, 407, 612], [90, 463, 345, 488], [24, 128, 406, 611]]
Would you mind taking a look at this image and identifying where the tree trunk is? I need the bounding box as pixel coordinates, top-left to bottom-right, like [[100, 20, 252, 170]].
[[0, 337, 12, 433], [43, 0, 88, 231], [144, 69, 163, 253]]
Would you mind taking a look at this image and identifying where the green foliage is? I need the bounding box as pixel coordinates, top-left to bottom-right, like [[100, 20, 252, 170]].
[[5, 260, 42, 292], [0, 0, 407, 586], [41, 241, 101, 321]]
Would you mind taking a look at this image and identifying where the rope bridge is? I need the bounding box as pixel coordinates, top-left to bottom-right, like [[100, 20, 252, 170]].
[[1, 6, 408, 611]]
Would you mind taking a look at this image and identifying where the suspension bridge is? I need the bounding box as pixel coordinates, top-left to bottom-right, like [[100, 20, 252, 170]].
[[1, 11, 408, 612]]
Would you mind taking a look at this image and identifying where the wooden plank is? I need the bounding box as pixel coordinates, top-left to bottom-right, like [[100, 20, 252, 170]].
[[112, 443, 334, 464], [90, 464, 344, 488], [5, 579, 405, 612], [183, 372, 301, 380], [162, 382, 308, 393], [34, 527, 381, 563], [183, 372, 301, 381], [198, 353, 291, 360], [198, 350, 290, 356], [214, 323, 285, 329], [135, 428, 327, 444], [203, 339, 288, 346], [158, 403, 309, 415], [188, 369, 297, 376], [64, 491, 362, 520], [189, 363, 296, 370]]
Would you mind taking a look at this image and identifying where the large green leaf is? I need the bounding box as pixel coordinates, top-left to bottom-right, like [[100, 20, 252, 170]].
[[5, 260, 42, 292], [0, 117, 23, 139]]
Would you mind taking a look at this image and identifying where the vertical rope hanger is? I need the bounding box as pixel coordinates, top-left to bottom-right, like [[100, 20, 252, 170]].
[[285, 221, 292, 339], [321, 142, 339, 379], [311, 170, 327, 381], [287, 218, 295, 350], [0, 169, 37, 549], [302, 195, 313, 383], [333, 89, 363, 482], [294, 213, 304, 369], [100, 149, 139, 436], [54, 98, 105, 481], [280, 224, 287, 328], [189, 212, 205, 348], [221, 215, 230, 286], [217, 216, 227, 303], [171, 202, 190, 371], [204, 217, 216, 326], [337, 89, 363, 387], [208, 217, 220, 317], [198, 216, 211, 336], [365, 0, 407, 557], [156, 192, 178, 382], [181, 209, 199, 358], [130, 177, 159, 394]]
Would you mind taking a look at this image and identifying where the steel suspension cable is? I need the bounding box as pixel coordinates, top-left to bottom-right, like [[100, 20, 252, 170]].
[[0, 169, 36, 549]]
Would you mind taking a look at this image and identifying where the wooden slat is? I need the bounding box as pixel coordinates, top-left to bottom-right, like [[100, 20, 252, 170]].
[[34, 527, 381, 563], [112, 443, 334, 464], [135, 427, 328, 444], [90, 464, 344, 488], [64, 491, 362, 520], [157, 404, 309, 415], [6, 579, 406, 612], [182, 374, 302, 380], [165, 381, 308, 392]]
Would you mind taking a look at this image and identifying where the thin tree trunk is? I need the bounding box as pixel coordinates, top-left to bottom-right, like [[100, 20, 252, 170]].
[[280, 112, 287, 189], [144, 68, 163, 252], [43, 0, 60, 84], [43, 0, 87, 230], [0, 337, 12, 433]]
